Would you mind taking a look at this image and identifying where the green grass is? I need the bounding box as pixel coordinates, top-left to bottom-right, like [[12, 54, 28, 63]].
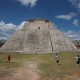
[[38, 52, 80, 80], [0, 52, 80, 80]]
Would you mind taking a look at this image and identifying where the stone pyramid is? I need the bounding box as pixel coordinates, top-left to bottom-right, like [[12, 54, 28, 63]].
[[1, 19, 78, 53]]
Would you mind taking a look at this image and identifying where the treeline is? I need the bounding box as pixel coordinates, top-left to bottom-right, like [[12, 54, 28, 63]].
[[0, 39, 6, 47], [72, 40, 80, 45]]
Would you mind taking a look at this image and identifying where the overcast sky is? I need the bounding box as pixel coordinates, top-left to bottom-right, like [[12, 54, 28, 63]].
[[0, 0, 80, 40]]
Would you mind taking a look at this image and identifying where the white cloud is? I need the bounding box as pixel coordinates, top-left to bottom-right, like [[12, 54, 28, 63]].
[[64, 30, 80, 40], [72, 19, 79, 26], [0, 21, 17, 40], [69, 0, 80, 11], [0, 20, 29, 40], [55, 12, 77, 20], [17, 21, 27, 30], [17, 0, 38, 7]]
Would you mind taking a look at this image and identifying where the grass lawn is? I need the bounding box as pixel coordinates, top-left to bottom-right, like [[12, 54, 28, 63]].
[[0, 52, 80, 80]]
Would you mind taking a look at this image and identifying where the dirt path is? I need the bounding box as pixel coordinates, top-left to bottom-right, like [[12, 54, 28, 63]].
[[0, 60, 40, 80], [0, 61, 40, 80], [12, 61, 40, 80]]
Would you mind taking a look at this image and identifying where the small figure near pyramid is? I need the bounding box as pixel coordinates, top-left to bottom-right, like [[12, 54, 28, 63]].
[[8, 53, 11, 62], [0, 19, 78, 53]]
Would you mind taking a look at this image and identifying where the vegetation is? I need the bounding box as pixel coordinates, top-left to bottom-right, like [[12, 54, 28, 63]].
[[0, 52, 80, 80], [38, 52, 80, 80], [0, 39, 6, 47], [72, 40, 80, 45]]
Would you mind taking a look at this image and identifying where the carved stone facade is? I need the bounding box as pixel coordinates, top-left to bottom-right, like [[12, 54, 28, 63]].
[[0, 19, 78, 53]]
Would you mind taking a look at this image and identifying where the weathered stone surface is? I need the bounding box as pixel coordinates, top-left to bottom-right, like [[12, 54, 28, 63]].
[[0, 19, 78, 53]]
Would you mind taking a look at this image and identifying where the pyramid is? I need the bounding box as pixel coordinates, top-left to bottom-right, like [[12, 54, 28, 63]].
[[1, 19, 78, 53]]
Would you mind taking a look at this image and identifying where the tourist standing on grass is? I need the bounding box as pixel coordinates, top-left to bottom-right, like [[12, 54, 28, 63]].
[[55, 53, 60, 65], [8, 53, 11, 63], [76, 55, 80, 68]]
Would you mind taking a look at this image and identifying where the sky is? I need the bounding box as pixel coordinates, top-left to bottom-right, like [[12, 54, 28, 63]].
[[0, 0, 80, 40]]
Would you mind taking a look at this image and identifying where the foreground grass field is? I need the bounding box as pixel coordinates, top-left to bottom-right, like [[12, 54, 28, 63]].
[[0, 52, 80, 80]]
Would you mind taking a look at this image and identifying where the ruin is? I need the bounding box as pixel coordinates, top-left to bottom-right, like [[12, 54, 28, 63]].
[[0, 19, 78, 53]]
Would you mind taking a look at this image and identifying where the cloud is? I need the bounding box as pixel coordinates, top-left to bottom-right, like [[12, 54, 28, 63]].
[[69, 0, 80, 11], [0, 20, 29, 40], [55, 12, 77, 20], [16, 0, 38, 7], [0, 21, 17, 40], [72, 19, 79, 26], [17, 21, 27, 30], [64, 30, 80, 40]]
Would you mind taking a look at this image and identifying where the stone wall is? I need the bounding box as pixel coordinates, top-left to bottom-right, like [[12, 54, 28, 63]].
[[0, 19, 78, 53]]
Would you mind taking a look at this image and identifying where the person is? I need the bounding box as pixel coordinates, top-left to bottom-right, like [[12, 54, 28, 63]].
[[76, 55, 80, 68], [8, 53, 11, 63], [55, 53, 60, 65]]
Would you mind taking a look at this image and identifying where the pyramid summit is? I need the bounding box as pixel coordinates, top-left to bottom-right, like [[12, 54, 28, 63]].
[[1, 19, 78, 53]]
